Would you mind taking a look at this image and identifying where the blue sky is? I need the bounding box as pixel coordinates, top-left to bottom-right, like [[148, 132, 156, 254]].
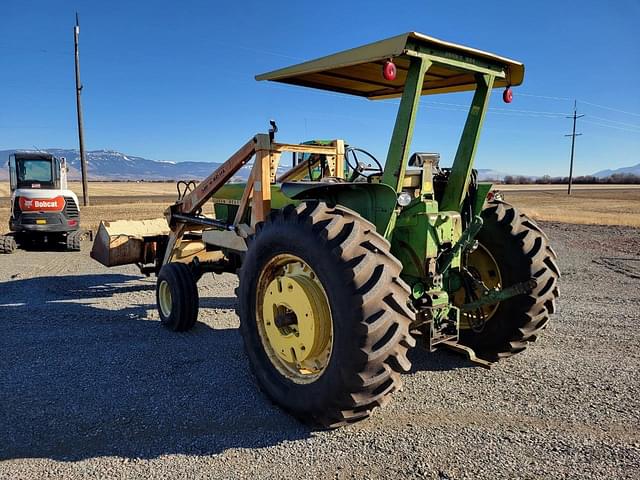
[[1, 0, 639, 176]]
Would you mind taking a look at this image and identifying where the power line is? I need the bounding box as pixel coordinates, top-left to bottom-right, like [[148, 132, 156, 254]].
[[579, 100, 640, 118], [518, 92, 573, 101], [425, 99, 569, 116], [582, 119, 640, 133], [586, 115, 640, 130], [516, 92, 640, 118], [264, 84, 572, 120], [7, 33, 640, 122], [267, 82, 638, 133], [481, 109, 567, 119]]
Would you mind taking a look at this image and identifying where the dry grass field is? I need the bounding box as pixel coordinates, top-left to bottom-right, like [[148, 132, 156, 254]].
[[1, 182, 639, 233], [0, 181, 178, 198], [505, 188, 640, 226]]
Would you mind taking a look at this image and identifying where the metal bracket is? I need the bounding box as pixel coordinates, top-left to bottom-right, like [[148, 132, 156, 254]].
[[438, 215, 483, 274], [441, 340, 493, 369], [460, 278, 537, 312]]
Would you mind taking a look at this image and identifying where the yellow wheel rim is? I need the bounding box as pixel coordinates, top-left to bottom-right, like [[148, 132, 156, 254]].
[[158, 280, 172, 317], [256, 254, 333, 384], [455, 244, 503, 330]]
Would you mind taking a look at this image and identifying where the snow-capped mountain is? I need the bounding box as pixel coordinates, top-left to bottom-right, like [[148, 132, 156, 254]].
[[0, 149, 233, 181], [0, 149, 294, 182], [593, 163, 640, 178], [0, 148, 531, 183]]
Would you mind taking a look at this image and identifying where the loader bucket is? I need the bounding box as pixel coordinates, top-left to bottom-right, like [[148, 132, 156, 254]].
[[90, 218, 169, 267]]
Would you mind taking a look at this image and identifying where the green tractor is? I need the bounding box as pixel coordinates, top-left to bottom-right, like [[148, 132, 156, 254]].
[[92, 32, 559, 427]]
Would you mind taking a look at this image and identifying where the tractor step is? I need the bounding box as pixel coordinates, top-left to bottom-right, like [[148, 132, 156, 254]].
[[441, 340, 493, 369]]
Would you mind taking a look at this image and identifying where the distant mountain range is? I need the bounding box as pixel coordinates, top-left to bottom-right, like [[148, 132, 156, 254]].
[[0, 148, 636, 182], [0, 149, 231, 181], [592, 163, 640, 178], [0, 148, 516, 182]]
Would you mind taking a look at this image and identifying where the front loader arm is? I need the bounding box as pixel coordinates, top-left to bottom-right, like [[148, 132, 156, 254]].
[[89, 131, 350, 269], [161, 134, 347, 266], [171, 136, 257, 220], [162, 135, 259, 265]]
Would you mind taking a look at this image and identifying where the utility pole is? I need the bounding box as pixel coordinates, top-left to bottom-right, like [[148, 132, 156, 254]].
[[565, 100, 584, 195], [74, 12, 89, 206]]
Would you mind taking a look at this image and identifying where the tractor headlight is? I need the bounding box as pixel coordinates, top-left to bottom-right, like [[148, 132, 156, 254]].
[[397, 192, 412, 207]]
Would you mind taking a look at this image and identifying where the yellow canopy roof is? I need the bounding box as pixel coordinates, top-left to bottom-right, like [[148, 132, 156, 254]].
[[256, 32, 524, 99]]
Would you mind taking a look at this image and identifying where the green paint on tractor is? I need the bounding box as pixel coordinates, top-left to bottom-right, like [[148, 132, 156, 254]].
[[91, 32, 559, 429]]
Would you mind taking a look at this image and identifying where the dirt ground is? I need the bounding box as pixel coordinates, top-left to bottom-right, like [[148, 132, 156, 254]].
[[1, 184, 640, 234], [0, 222, 639, 479]]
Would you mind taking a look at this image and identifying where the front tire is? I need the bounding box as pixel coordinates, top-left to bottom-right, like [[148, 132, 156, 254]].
[[0, 235, 17, 254], [238, 202, 415, 428], [156, 262, 199, 332], [458, 201, 560, 361]]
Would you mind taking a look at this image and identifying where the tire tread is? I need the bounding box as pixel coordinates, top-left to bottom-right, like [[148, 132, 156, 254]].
[[238, 202, 415, 428], [461, 200, 559, 361]]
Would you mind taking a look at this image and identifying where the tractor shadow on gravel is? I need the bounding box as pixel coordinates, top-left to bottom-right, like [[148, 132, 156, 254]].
[[12, 239, 71, 252], [0, 273, 311, 462], [407, 340, 482, 373]]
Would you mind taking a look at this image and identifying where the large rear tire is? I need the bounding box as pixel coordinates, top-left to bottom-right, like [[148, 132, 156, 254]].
[[156, 262, 199, 332], [237, 202, 415, 428], [0, 235, 17, 254], [458, 201, 560, 361]]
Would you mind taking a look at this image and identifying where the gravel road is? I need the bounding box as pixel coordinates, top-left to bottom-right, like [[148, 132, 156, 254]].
[[0, 222, 639, 479]]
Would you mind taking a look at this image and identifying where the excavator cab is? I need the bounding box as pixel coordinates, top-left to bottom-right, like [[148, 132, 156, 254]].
[[0, 152, 83, 253]]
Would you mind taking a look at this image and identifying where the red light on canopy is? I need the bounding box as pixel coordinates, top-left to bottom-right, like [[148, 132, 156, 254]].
[[382, 60, 397, 81], [503, 86, 513, 103]]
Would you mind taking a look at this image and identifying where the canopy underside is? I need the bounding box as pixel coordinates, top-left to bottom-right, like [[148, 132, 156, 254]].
[[256, 32, 524, 99]]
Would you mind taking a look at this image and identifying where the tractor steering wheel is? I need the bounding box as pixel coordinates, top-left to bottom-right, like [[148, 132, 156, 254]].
[[345, 147, 383, 182]]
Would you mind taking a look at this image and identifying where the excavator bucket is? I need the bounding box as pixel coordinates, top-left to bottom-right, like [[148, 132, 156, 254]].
[[90, 218, 169, 267]]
